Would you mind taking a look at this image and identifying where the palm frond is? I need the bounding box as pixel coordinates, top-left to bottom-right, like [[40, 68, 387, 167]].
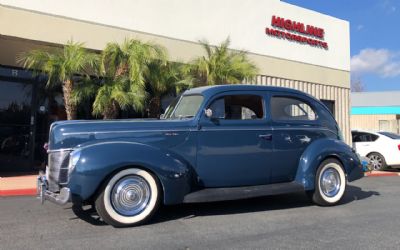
[[186, 37, 258, 86], [71, 78, 99, 105]]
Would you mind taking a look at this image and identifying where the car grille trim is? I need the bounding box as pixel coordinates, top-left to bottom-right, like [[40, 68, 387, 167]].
[[47, 150, 71, 192]]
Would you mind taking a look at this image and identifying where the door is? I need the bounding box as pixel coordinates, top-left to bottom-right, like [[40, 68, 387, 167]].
[[0, 79, 33, 172], [196, 93, 273, 187], [270, 94, 324, 183], [352, 131, 379, 156]]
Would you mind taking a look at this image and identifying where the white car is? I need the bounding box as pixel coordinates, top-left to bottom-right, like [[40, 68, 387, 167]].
[[352, 130, 400, 170]]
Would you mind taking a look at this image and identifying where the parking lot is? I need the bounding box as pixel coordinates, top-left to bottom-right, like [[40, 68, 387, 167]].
[[1, 176, 399, 249]]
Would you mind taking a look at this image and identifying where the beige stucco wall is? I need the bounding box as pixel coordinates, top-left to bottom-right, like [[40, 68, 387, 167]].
[[0, 5, 350, 89], [351, 114, 400, 134], [0, 0, 350, 71], [0, 5, 351, 143]]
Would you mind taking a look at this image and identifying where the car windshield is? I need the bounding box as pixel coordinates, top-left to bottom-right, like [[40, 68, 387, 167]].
[[163, 95, 204, 119], [378, 132, 400, 139]]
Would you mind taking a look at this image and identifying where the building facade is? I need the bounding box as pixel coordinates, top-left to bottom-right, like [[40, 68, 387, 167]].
[[0, 0, 351, 172], [351, 92, 400, 134]]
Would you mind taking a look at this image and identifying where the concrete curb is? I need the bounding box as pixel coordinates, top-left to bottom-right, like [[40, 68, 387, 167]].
[[0, 188, 37, 197], [0, 175, 37, 197], [365, 171, 400, 177]]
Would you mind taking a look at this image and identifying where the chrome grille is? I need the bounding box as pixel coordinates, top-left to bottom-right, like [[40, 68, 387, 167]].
[[47, 150, 71, 192]]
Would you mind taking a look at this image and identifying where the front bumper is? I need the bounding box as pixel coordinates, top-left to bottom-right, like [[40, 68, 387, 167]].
[[37, 171, 71, 205]]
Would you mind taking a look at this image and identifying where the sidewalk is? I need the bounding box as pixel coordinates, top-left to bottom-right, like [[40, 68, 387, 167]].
[[0, 175, 37, 197]]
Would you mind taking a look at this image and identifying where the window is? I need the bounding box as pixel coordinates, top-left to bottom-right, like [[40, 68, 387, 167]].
[[208, 95, 263, 120], [163, 95, 203, 119], [352, 132, 379, 142], [271, 96, 316, 121], [378, 132, 400, 139], [321, 100, 335, 117], [379, 120, 390, 132]]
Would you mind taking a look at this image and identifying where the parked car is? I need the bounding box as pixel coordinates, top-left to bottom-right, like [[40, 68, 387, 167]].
[[352, 130, 400, 170], [37, 85, 363, 227]]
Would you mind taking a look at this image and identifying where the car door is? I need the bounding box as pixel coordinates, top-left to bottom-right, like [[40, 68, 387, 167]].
[[352, 132, 379, 156], [270, 93, 325, 183], [196, 92, 273, 187]]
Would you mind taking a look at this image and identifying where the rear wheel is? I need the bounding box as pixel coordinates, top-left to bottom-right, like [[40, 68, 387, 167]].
[[95, 168, 160, 227], [367, 153, 387, 171], [308, 159, 346, 206]]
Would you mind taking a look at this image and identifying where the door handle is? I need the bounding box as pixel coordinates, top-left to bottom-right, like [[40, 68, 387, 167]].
[[297, 135, 311, 144], [284, 134, 292, 143], [259, 134, 272, 140]]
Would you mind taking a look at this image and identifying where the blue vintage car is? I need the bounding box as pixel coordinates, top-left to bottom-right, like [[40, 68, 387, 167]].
[[37, 85, 364, 227]]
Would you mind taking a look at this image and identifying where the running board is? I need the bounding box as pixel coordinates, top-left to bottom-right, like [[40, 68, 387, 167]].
[[183, 182, 304, 203]]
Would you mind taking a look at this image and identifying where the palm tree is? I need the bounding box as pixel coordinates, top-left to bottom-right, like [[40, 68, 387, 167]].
[[93, 39, 166, 119], [145, 61, 187, 118], [184, 38, 258, 86], [17, 40, 99, 120]]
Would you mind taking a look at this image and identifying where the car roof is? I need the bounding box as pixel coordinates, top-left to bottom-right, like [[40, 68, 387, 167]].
[[183, 84, 316, 100]]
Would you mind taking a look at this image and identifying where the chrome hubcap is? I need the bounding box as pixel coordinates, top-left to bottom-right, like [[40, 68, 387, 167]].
[[111, 175, 151, 216], [369, 155, 382, 170], [320, 167, 341, 197]]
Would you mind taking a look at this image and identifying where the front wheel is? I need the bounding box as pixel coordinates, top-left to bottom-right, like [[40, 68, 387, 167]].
[[308, 159, 346, 206], [95, 168, 160, 227]]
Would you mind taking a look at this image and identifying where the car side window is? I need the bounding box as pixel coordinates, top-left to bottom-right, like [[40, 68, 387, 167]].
[[352, 132, 362, 142], [271, 96, 317, 121], [353, 132, 379, 142], [371, 134, 379, 141], [208, 95, 263, 120], [366, 133, 379, 142]]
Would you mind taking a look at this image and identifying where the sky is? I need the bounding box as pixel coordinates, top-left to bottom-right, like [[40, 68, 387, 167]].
[[283, 0, 400, 92]]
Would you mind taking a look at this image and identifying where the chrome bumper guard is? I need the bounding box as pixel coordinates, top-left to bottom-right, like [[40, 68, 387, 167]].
[[37, 171, 71, 205]]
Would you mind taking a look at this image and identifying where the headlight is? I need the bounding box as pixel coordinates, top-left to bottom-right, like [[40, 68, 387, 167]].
[[69, 150, 81, 174]]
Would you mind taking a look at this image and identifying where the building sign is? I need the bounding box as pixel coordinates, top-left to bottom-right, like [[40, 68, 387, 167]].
[[265, 15, 328, 50]]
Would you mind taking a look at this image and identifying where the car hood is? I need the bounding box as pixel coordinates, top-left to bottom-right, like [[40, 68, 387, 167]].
[[48, 119, 194, 151]]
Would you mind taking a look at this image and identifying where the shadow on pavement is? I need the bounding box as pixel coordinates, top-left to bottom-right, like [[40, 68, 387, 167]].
[[340, 184, 380, 204], [69, 184, 379, 226], [385, 168, 400, 172], [70, 204, 107, 226]]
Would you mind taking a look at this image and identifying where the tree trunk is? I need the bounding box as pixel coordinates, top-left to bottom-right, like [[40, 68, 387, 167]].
[[62, 79, 77, 120], [102, 100, 119, 119], [148, 96, 161, 118], [115, 64, 129, 78]]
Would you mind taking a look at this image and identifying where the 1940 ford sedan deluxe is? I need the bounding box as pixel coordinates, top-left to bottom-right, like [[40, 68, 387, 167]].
[[37, 85, 363, 227]]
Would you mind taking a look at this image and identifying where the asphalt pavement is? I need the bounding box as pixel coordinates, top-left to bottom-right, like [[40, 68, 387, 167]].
[[0, 176, 399, 250]]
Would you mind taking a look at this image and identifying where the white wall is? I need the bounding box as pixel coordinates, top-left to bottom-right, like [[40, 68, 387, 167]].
[[0, 0, 350, 71]]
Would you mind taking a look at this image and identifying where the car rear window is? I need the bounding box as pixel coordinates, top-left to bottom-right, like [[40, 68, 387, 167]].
[[378, 132, 400, 139]]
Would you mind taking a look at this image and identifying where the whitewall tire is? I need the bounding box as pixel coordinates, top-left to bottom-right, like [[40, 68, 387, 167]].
[[308, 159, 346, 206], [95, 168, 160, 227]]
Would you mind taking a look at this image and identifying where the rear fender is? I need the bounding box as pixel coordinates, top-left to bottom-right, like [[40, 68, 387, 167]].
[[68, 141, 194, 205], [295, 139, 363, 190]]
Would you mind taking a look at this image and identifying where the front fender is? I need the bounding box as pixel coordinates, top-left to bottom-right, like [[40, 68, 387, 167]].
[[68, 141, 193, 205], [295, 139, 363, 190]]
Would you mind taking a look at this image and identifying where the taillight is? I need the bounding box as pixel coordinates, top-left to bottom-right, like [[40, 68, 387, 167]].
[[398, 144, 400, 151]]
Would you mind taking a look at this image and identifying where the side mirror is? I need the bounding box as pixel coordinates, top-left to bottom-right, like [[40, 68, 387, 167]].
[[204, 108, 213, 118]]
